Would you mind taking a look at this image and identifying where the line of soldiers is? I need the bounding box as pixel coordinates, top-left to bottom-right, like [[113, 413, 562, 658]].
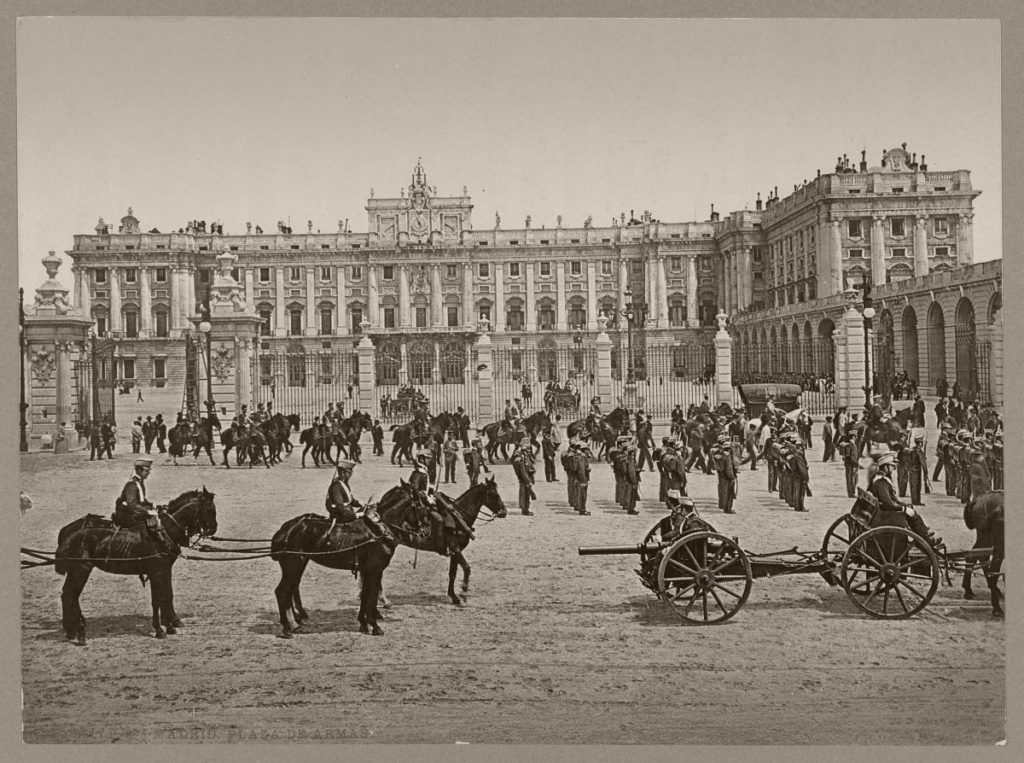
[[609, 435, 641, 514], [763, 428, 811, 512], [559, 440, 593, 515], [932, 424, 1003, 506]]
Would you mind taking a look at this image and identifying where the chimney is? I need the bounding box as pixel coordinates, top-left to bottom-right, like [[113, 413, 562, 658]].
[[817, 168, 821, 179], [920, 154, 927, 172], [755, 193, 762, 212], [710, 204, 719, 222], [860, 150, 867, 172], [911, 153, 918, 170]]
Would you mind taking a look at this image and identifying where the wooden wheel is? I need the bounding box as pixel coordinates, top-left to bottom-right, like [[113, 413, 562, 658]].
[[840, 526, 939, 619], [656, 531, 752, 625], [821, 513, 862, 559], [640, 520, 664, 565]]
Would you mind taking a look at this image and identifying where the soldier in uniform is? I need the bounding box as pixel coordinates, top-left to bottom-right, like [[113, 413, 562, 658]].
[[409, 451, 431, 492], [894, 431, 912, 498], [541, 427, 558, 482], [968, 439, 993, 511], [371, 419, 385, 456], [561, 439, 579, 510], [569, 442, 592, 515], [464, 438, 490, 487], [662, 439, 688, 500], [838, 423, 861, 498], [712, 433, 737, 514], [112, 457, 177, 553], [512, 435, 537, 515], [442, 431, 460, 484], [958, 432, 974, 505], [325, 460, 361, 523], [787, 432, 811, 512], [944, 429, 961, 497], [990, 435, 1004, 490], [620, 436, 641, 514], [154, 413, 167, 454]]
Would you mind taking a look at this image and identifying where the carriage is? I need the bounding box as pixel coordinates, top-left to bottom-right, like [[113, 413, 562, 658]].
[[543, 385, 581, 416], [736, 383, 803, 418], [578, 491, 993, 624]]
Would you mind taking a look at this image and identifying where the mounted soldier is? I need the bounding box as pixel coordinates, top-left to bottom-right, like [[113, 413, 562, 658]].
[[325, 460, 388, 539], [112, 457, 177, 554]]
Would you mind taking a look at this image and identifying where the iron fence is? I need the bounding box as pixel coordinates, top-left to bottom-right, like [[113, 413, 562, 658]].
[[490, 345, 597, 424], [252, 350, 359, 426], [607, 343, 715, 419], [73, 336, 117, 426]]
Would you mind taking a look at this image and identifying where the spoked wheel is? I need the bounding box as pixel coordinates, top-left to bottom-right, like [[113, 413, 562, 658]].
[[656, 531, 752, 625], [840, 526, 939, 619], [820, 513, 864, 584]]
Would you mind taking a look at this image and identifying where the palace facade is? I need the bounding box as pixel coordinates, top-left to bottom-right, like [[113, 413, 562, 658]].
[[60, 146, 981, 398]]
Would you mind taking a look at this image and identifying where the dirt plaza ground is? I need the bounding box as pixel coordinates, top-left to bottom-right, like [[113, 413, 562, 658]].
[[20, 424, 1004, 745]]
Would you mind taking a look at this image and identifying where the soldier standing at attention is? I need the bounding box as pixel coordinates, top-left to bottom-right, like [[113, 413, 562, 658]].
[[838, 424, 861, 498], [442, 431, 460, 484], [512, 435, 536, 516], [371, 419, 385, 456], [541, 427, 558, 482], [570, 442, 592, 515], [713, 433, 737, 514], [561, 439, 578, 509]]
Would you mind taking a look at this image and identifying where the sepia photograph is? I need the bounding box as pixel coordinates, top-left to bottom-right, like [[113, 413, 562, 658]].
[[11, 6, 1014, 750]]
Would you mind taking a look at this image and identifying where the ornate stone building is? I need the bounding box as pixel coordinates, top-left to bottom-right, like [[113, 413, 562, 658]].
[[55, 147, 986, 416]]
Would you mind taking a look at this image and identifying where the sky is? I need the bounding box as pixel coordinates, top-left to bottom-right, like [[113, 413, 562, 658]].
[[16, 16, 1002, 289]]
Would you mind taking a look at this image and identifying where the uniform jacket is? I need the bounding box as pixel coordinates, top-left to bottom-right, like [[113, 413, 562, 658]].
[[868, 476, 904, 511], [114, 475, 153, 525]]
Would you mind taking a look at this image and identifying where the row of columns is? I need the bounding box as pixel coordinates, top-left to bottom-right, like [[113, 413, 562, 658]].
[[73, 264, 197, 337], [719, 249, 753, 314]]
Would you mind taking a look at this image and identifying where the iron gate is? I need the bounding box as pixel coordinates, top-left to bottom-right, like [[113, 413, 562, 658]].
[[490, 344, 596, 424], [607, 343, 715, 419], [252, 348, 359, 426], [74, 336, 117, 427]]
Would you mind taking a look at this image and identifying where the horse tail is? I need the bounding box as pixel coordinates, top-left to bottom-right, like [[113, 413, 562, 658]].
[[389, 424, 399, 432]]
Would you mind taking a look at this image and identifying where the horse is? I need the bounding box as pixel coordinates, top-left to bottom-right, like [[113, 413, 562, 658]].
[[962, 490, 1004, 617], [299, 425, 334, 467], [270, 497, 423, 638], [332, 410, 373, 461], [54, 488, 218, 645], [857, 406, 913, 456], [189, 417, 219, 465], [376, 476, 507, 605], [566, 407, 629, 460], [390, 413, 456, 466], [267, 413, 299, 455], [480, 410, 551, 464]]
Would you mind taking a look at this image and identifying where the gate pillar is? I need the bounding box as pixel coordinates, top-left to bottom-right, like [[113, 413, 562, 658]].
[[713, 312, 733, 407], [989, 308, 1002, 407], [198, 252, 262, 422], [838, 302, 867, 410], [23, 252, 93, 451], [595, 316, 613, 405], [357, 323, 376, 414], [475, 326, 494, 424]]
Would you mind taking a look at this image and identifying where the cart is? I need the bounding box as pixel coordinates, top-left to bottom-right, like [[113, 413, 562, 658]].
[[578, 491, 993, 624], [736, 383, 802, 418]]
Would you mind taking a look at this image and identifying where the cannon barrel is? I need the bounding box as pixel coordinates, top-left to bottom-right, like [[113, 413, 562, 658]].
[[578, 543, 662, 556]]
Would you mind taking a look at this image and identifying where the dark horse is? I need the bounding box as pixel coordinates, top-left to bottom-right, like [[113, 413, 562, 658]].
[[270, 495, 424, 638], [390, 412, 459, 466], [376, 476, 507, 605], [332, 410, 374, 461], [962, 490, 1004, 617], [566, 407, 630, 459], [480, 410, 551, 464], [856, 406, 914, 456], [54, 488, 218, 645]]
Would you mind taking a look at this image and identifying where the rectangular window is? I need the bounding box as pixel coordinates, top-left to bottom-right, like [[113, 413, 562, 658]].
[[320, 266, 331, 281], [602, 260, 612, 276], [479, 263, 489, 278], [382, 266, 394, 280], [934, 217, 949, 236], [320, 309, 333, 335], [155, 268, 167, 283], [94, 269, 107, 284], [447, 306, 460, 327], [538, 262, 549, 277], [848, 220, 862, 238], [570, 261, 581, 276], [508, 310, 523, 331], [155, 311, 168, 338], [384, 308, 396, 328], [125, 269, 137, 284], [291, 245, 300, 251], [96, 316, 107, 336], [569, 306, 587, 328], [321, 245, 330, 250], [122, 358, 135, 379], [231, 268, 240, 282], [479, 305, 491, 323], [351, 266, 362, 280], [849, 249, 863, 258], [540, 239, 550, 245], [125, 245, 135, 251], [289, 267, 301, 282], [892, 187, 904, 194], [289, 311, 302, 335], [446, 264, 457, 279], [891, 218, 905, 237], [669, 303, 685, 326], [199, 270, 210, 283], [632, 261, 643, 274], [124, 313, 138, 338], [230, 246, 239, 252], [259, 310, 272, 336], [259, 267, 270, 283], [670, 256, 681, 272], [570, 238, 580, 244], [509, 240, 520, 246], [539, 309, 555, 330], [260, 245, 269, 251], [935, 247, 949, 257], [154, 358, 166, 380], [350, 309, 363, 333], [416, 307, 427, 328], [509, 263, 521, 277], [892, 248, 907, 258]]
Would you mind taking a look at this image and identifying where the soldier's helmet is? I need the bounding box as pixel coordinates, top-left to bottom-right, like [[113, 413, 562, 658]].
[[874, 451, 897, 469]]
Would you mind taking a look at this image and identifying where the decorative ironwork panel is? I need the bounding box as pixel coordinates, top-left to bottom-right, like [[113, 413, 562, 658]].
[[251, 351, 358, 426]]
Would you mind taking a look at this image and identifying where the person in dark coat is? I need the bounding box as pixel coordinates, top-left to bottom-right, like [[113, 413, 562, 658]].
[[371, 419, 385, 456], [868, 452, 943, 549], [512, 436, 537, 515], [821, 417, 835, 462], [712, 434, 737, 513], [561, 441, 578, 509], [912, 395, 926, 428], [635, 411, 655, 472], [142, 416, 156, 454], [99, 421, 116, 459], [569, 443, 591, 515], [325, 460, 361, 523], [112, 457, 177, 553], [456, 406, 471, 448], [541, 429, 558, 482], [620, 437, 641, 514], [464, 439, 490, 487], [155, 414, 167, 454]]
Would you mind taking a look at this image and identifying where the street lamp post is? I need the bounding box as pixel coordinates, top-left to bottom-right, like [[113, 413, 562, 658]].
[[199, 304, 213, 412], [19, 287, 28, 452], [621, 287, 635, 383], [862, 279, 875, 406]]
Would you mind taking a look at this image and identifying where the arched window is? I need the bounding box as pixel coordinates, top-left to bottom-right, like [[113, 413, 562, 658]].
[[408, 340, 435, 385], [440, 341, 467, 384], [319, 303, 334, 336], [954, 297, 978, 399], [901, 306, 919, 384], [926, 302, 946, 388], [568, 298, 587, 329], [538, 299, 555, 331], [668, 295, 686, 327], [289, 306, 303, 336], [537, 337, 559, 382], [286, 340, 306, 387], [507, 298, 524, 332]]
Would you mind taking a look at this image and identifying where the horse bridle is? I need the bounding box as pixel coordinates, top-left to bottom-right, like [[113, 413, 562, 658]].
[[161, 496, 215, 548]]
